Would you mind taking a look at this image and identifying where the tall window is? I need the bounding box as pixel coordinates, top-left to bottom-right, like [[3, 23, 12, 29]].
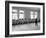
[[30, 11, 34, 19], [12, 9, 18, 20], [19, 10, 24, 19], [34, 12, 38, 19], [30, 11, 38, 19]]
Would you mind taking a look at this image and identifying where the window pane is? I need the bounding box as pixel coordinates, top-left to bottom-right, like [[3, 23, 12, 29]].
[[19, 10, 24, 14], [34, 15, 37, 19], [12, 9, 18, 20], [12, 14, 18, 20], [30, 15, 34, 19], [19, 10, 24, 19], [19, 14, 24, 19], [35, 12, 38, 15], [33, 12, 38, 19], [12, 9, 17, 13], [30, 11, 34, 19], [30, 11, 33, 15]]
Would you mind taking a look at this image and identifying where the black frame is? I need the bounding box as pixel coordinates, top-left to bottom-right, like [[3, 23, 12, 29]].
[[5, 1, 45, 37]]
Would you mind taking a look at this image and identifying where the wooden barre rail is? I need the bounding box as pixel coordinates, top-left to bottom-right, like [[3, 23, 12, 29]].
[[12, 19, 40, 25]]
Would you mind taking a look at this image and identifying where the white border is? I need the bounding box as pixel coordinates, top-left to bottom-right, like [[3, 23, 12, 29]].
[[9, 3, 43, 35]]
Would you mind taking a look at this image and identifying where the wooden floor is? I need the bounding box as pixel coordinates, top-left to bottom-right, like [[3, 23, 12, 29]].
[[12, 23, 40, 31]]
